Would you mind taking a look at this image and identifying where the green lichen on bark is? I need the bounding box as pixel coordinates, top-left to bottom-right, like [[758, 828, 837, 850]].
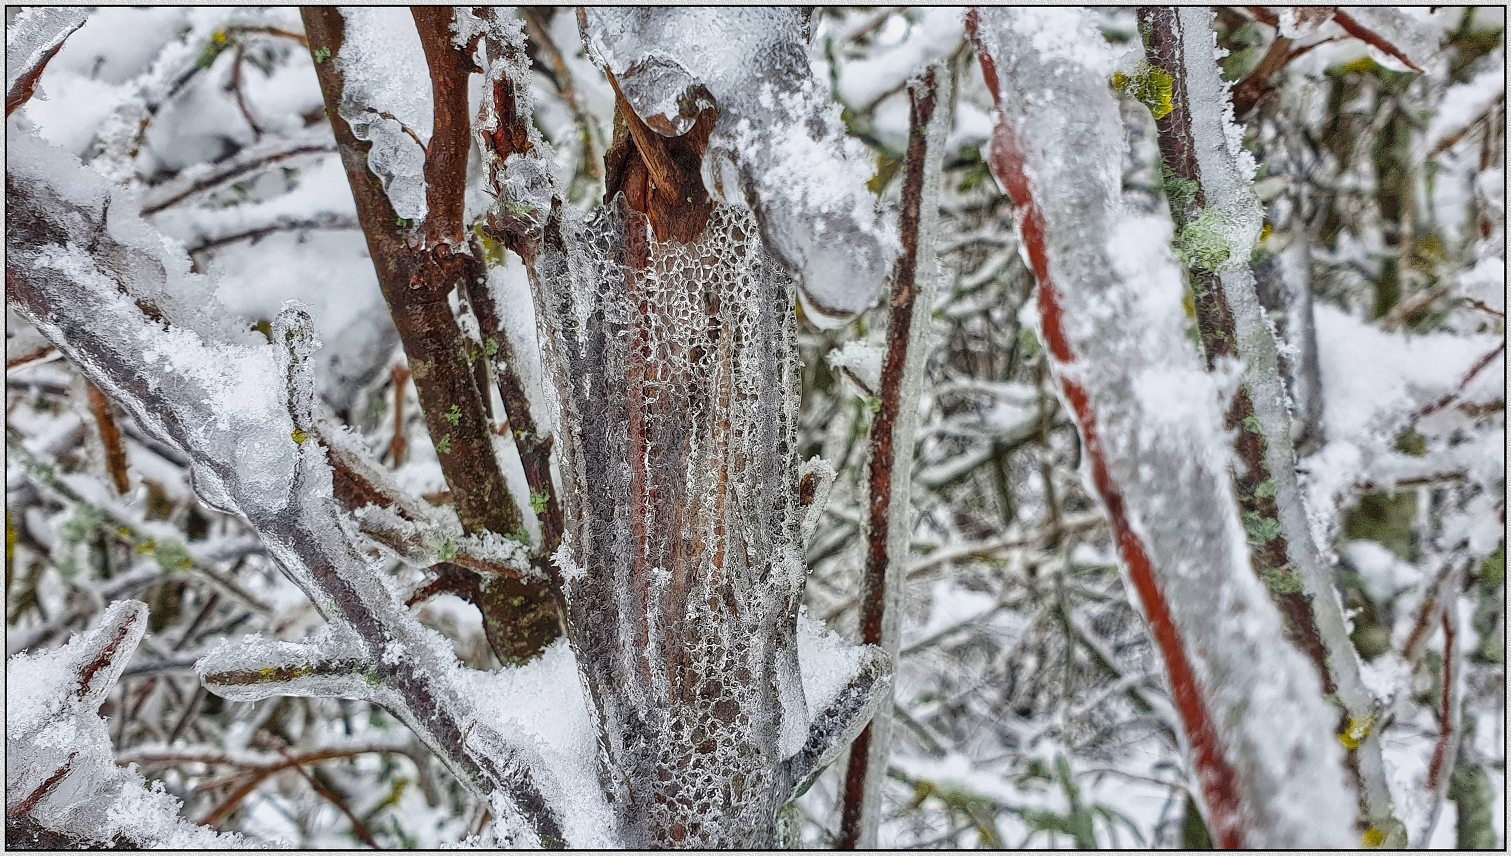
[[1175, 210, 1233, 273], [1160, 161, 1200, 212], [1111, 61, 1175, 120]]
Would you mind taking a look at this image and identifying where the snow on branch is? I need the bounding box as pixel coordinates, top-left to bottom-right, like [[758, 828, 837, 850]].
[[5, 8, 88, 117], [581, 7, 898, 327], [6, 600, 242, 847], [1139, 7, 1403, 843], [968, 8, 1354, 848], [5, 128, 562, 845]]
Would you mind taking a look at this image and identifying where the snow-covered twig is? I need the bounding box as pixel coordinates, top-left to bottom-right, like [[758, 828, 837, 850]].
[[139, 137, 336, 216], [6, 128, 564, 845], [1139, 7, 1403, 842], [969, 8, 1355, 847], [5, 8, 89, 116], [7, 600, 243, 847]]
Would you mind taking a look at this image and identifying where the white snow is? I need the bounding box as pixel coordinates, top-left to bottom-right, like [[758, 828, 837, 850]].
[[582, 8, 898, 328], [337, 7, 432, 221], [1426, 62, 1506, 152]]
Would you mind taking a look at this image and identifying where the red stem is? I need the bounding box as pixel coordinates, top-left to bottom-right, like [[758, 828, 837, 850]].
[[969, 12, 1247, 847]]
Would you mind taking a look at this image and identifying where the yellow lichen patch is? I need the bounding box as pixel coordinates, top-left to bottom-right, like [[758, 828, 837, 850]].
[[1362, 827, 1386, 847], [1111, 62, 1175, 120], [291, 428, 309, 445], [1338, 713, 1375, 750]]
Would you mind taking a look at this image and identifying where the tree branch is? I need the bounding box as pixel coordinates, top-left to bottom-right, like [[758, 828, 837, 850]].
[[7, 143, 562, 843], [301, 7, 559, 663], [970, 9, 1358, 847]]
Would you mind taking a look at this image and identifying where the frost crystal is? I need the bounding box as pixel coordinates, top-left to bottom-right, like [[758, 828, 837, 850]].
[[582, 8, 898, 328]]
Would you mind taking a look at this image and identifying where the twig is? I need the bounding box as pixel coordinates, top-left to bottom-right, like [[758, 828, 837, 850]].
[[6, 346, 58, 372], [1331, 9, 1426, 74], [86, 380, 132, 495], [7, 753, 77, 818], [6, 11, 87, 117], [1421, 576, 1463, 846], [1411, 342, 1504, 421], [1462, 297, 1504, 319], [223, 24, 308, 47], [289, 761, 380, 849], [1140, 5, 1333, 693], [1380, 284, 1452, 331], [184, 214, 362, 257], [461, 239, 563, 555], [195, 742, 413, 829], [140, 141, 335, 215], [1231, 33, 1294, 117], [227, 44, 264, 139], [839, 64, 949, 849], [519, 8, 602, 189], [303, 9, 561, 670], [389, 364, 410, 468]]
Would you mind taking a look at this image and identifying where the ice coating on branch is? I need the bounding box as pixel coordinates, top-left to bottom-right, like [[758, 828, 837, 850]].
[[1174, 7, 1263, 274], [7, 601, 245, 847], [1172, 8, 1402, 837], [8, 128, 565, 841], [972, 8, 1355, 846], [538, 201, 814, 845], [5, 7, 89, 103], [336, 7, 432, 221], [582, 8, 898, 328]]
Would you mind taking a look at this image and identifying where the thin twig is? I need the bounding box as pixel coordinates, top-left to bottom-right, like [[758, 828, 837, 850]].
[[227, 44, 264, 139], [185, 214, 362, 257], [140, 142, 335, 215], [7, 753, 78, 818], [6, 346, 58, 372], [839, 64, 947, 850], [389, 364, 410, 468], [1411, 342, 1505, 422], [86, 380, 131, 495]]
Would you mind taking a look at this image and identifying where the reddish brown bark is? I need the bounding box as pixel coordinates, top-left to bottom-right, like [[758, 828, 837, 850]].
[[601, 73, 717, 244], [837, 66, 941, 850], [1427, 607, 1458, 792], [301, 7, 559, 663], [86, 380, 131, 495]]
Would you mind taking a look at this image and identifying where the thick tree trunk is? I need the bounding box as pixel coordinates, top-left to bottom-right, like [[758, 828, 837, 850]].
[[537, 199, 808, 847]]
